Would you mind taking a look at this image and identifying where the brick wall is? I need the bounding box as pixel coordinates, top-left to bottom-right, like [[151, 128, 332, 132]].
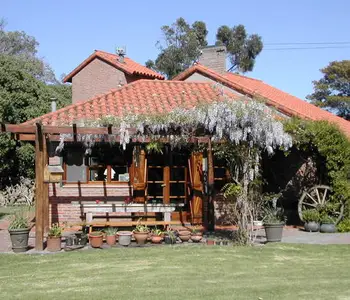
[[198, 45, 227, 74], [49, 183, 131, 224]]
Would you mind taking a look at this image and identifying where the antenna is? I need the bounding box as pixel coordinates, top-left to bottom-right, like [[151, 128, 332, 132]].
[[115, 46, 126, 63]]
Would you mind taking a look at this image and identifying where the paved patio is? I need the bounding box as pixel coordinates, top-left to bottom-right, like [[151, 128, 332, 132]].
[[1, 216, 349, 253]]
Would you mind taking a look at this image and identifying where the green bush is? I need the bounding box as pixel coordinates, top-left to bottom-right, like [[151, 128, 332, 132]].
[[337, 219, 350, 232], [302, 209, 320, 222]]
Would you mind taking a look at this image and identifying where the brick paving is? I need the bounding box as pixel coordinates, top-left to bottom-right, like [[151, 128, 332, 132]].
[[1, 216, 349, 253]]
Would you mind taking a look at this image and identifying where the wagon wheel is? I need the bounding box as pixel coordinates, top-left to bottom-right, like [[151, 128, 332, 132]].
[[298, 185, 344, 225]]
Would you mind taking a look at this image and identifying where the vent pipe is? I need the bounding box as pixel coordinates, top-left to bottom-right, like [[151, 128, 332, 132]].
[[51, 98, 57, 112]]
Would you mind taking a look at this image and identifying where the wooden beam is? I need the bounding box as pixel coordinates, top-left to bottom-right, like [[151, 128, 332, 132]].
[[207, 139, 215, 231], [35, 123, 45, 251], [43, 137, 49, 234]]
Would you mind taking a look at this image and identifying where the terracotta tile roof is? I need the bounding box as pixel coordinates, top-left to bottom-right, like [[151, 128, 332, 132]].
[[23, 80, 238, 126], [173, 64, 350, 137], [63, 50, 164, 82]]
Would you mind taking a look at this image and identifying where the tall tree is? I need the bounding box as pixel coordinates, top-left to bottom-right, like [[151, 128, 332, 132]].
[[307, 60, 350, 120], [0, 19, 57, 84], [216, 25, 263, 72], [146, 18, 263, 78]]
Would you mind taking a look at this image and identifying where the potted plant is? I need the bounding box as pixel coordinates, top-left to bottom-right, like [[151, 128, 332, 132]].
[[133, 219, 149, 245], [206, 235, 215, 245], [8, 213, 30, 253], [104, 227, 118, 246], [164, 230, 177, 244], [89, 231, 103, 248], [190, 228, 203, 243], [47, 223, 62, 252], [117, 231, 133, 246], [151, 228, 163, 244], [320, 215, 336, 233], [302, 209, 320, 232], [263, 206, 285, 242]]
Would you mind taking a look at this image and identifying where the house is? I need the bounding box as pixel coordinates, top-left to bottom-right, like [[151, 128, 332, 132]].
[[11, 47, 350, 247], [63, 50, 164, 103]]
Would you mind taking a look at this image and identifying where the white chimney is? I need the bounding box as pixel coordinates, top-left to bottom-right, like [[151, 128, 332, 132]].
[[51, 98, 57, 112]]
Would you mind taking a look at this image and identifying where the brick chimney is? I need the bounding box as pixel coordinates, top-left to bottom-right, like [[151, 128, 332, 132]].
[[198, 45, 227, 74]]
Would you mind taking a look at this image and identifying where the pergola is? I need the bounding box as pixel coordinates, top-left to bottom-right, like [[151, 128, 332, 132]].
[[1, 123, 216, 250]]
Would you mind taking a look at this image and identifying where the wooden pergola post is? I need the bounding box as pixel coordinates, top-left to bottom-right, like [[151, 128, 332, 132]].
[[34, 123, 46, 251], [207, 139, 215, 231]]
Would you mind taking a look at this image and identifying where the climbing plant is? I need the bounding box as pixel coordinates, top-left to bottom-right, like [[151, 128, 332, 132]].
[[284, 119, 350, 211]]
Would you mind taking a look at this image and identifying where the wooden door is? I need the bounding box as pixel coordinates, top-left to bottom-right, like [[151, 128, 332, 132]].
[[189, 152, 203, 224]]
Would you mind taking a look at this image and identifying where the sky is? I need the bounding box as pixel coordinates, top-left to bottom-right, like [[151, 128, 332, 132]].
[[2, 0, 350, 100]]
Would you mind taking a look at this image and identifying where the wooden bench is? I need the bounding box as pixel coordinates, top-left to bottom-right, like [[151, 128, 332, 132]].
[[81, 203, 187, 232]]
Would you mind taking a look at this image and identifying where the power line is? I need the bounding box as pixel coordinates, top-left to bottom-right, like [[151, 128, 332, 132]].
[[264, 46, 350, 51], [265, 41, 350, 45]]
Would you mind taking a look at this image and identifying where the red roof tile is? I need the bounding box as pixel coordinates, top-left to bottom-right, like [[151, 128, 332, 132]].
[[63, 50, 164, 82], [173, 64, 350, 137], [23, 80, 238, 126]]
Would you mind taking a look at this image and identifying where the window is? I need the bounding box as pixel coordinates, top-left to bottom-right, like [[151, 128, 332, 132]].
[[63, 143, 131, 183]]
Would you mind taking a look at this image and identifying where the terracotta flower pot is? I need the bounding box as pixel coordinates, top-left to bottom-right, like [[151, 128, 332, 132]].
[[133, 231, 149, 245], [191, 235, 202, 243], [89, 232, 103, 248], [47, 236, 61, 252], [179, 235, 191, 242], [106, 235, 116, 246], [206, 239, 215, 245], [151, 235, 163, 244], [178, 230, 191, 236]]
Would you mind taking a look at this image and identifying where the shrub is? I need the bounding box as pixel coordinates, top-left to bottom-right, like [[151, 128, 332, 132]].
[[0, 177, 34, 206], [337, 219, 350, 232], [8, 213, 29, 230], [302, 209, 320, 223]]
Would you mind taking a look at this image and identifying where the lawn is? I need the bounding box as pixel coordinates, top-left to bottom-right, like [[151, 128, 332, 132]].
[[0, 244, 350, 300]]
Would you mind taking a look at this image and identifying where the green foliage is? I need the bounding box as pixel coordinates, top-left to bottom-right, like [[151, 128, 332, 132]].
[[307, 60, 350, 120], [48, 223, 62, 237], [337, 218, 350, 232], [8, 212, 29, 229], [263, 206, 285, 224], [285, 119, 350, 206], [104, 227, 118, 236], [151, 227, 163, 236], [145, 141, 163, 154], [320, 215, 334, 224], [134, 218, 149, 233], [147, 17, 263, 78], [302, 209, 320, 223], [216, 24, 263, 72], [221, 182, 242, 198], [0, 46, 71, 186]]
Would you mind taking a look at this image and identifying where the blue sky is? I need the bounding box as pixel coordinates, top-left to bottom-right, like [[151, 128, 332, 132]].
[[2, 0, 350, 99]]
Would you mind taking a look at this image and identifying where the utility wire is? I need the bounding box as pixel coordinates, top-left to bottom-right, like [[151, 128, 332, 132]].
[[265, 41, 350, 45], [264, 46, 350, 51]]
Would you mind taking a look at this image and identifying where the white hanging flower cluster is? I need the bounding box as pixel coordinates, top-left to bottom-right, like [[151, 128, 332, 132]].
[[56, 98, 293, 153]]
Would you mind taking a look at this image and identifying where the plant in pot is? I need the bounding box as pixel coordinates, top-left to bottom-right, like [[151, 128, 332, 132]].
[[263, 206, 285, 243], [302, 209, 320, 232], [191, 228, 203, 243], [151, 227, 163, 244], [164, 230, 177, 244], [104, 227, 118, 246], [133, 219, 150, 245], [89, 231, 104, 248], [8, 213, 30, 253], [320, 215, 336, 233], [206, 235, 215, 245], [47, 223, 63, 252]]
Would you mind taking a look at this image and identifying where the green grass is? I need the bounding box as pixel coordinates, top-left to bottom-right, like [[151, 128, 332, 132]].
[[1, 244, 350, 300]]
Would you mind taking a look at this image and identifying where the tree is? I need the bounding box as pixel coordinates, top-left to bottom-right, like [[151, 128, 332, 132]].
[[307, 60, 350, 120], [0, 19, 57, 84], [146, 18, 263, 78], [216, 25, 263, 73]]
